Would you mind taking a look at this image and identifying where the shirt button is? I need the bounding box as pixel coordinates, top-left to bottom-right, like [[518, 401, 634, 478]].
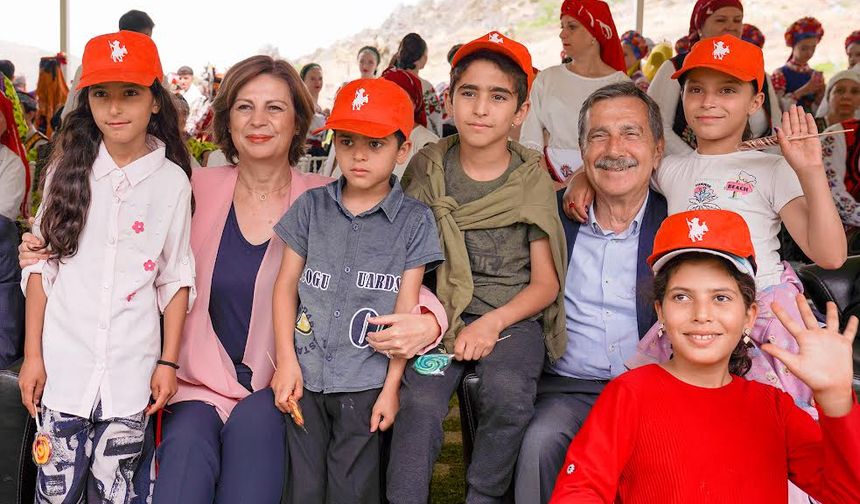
[[334, 310, 341, 318], [352, 224, 359, 231], [566, 463, 576, 475], [609, 344, 616, 352], [181, 257, 189, 265], [99, 322, 107, 330], [96, 362, 105, 371], [108, 236, 116, 245], [326, 354, 333, 362], [344, 267, 351, 273]]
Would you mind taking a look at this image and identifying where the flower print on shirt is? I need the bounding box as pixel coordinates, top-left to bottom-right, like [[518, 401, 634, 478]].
[[132, 220, 145, 234], [143, 260, 156, 272], [688, 182, 721, 210]]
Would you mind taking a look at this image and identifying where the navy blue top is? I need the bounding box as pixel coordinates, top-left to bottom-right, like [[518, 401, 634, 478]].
[[209, 204, 268, 392]]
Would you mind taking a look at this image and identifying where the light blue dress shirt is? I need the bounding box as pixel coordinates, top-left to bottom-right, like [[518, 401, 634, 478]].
[[549, 200, 648, 380]]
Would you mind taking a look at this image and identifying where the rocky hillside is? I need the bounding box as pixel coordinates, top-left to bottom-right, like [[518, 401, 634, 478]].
[[297, 0, 857, 107]]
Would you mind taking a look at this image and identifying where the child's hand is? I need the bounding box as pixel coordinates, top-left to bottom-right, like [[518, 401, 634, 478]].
[[561, 171, 594, 223], [776, 105, 824, 178], [271, 358, 303, 414], [146, 364, 178, 416], [19, 231, 49, 268], [18, 355, 46, 418], [370, 387, 399, 432], [764, 295, 857, 417], [454, 313, 504, 361]]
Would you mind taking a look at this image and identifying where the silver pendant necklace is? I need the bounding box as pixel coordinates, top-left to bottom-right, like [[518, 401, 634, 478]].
[[239, 176, 290, 201]]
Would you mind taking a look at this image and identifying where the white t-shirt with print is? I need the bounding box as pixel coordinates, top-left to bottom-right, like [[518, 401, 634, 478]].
[[655, 150, 804, 289]]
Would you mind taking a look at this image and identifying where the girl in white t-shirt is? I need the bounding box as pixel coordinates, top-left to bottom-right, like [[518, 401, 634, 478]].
[[566, 36, 846, 417], [18, 31, 195, 503]]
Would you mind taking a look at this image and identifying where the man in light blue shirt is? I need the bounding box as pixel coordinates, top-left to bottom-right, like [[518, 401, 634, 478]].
[[515, 82, 668, 503]]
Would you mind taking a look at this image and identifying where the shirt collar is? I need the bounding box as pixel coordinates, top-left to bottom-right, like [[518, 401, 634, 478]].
[[587, 196, 648, 238], [91, 137, 167, 187], [325, 175, 405, 222]]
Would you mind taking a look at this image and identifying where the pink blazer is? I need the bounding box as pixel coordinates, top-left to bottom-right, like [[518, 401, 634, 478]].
[[171, 166, 446, 420]]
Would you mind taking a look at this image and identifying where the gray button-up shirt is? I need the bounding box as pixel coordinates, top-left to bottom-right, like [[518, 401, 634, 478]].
[[274, 177, 443, 393]]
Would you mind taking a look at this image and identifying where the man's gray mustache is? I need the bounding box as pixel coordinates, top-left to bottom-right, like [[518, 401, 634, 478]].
[[594, 157, 638, 171]]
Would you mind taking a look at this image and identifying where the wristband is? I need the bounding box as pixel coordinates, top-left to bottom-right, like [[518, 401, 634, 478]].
[[157, 359, 179, 370]]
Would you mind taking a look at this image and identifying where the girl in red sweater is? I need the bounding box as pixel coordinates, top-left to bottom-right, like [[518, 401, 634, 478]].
[[550, 209, 860, 503]]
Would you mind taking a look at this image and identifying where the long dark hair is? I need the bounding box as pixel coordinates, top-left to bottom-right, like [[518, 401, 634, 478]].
[[391, 33, 427, 70], [653, 252, 756, 376], [40, 80, 191, 259]]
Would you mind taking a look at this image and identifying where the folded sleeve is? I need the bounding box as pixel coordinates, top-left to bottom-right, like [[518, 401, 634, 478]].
[[273, 191, 312, 258], [20, 176, 56, 296], [414, 285, 448, 354], [156, 181, 196, 313], [405, 206, 445, 271]]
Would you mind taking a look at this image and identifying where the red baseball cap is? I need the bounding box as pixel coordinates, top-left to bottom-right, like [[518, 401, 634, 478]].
[[671, 35, 765, 93], [315, 78, 414, 138], [648, 209, 757, 275], [450, 31, 536, 91], [77, 31, 163, 90]]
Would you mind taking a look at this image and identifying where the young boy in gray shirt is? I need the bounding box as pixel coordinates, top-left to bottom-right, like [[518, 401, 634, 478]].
[[272, 78, 443, 503]]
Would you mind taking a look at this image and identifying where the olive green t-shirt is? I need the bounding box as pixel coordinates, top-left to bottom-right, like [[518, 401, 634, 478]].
[[443, 144, 548, 316]]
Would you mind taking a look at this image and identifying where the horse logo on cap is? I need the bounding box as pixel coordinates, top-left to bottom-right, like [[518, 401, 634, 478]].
[[712, 41, 731, 61], [108, 40, 128, 63], [352, 88, 369, 111], [687, 217, 709, 242], [489, 32, 504, 44]]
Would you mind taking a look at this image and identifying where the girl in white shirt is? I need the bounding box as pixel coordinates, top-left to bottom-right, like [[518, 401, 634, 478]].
[[18, 31, 194, 504], [565, 37, 846, 424]]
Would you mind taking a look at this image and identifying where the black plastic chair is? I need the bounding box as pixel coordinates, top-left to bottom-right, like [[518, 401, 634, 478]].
[[457, 372, 515, 503], [0, 361, 36, 504], [796, 256, 860, 393]]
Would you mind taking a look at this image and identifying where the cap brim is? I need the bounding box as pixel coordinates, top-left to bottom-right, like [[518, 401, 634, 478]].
[[77, 69, 158, 90], [313, 118, 401, 138], [650, 248, 755, 276], [670, 64, 758, 87]]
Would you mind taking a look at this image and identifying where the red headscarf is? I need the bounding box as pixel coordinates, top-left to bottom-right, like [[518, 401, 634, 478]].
[[0, 92, 30, 217], [380, 67, 427, 128], [684, 0, 743, 48], [846, 30, 860, 51], [560, 0, 626, 72]]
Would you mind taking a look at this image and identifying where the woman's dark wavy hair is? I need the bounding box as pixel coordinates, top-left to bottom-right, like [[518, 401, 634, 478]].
[[40, 80, 192, 259], [391, 33, 428, 71], [653, 252, 756, 376]]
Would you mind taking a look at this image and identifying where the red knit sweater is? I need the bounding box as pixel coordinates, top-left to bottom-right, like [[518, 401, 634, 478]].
[[549, 365, 860, 503]]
